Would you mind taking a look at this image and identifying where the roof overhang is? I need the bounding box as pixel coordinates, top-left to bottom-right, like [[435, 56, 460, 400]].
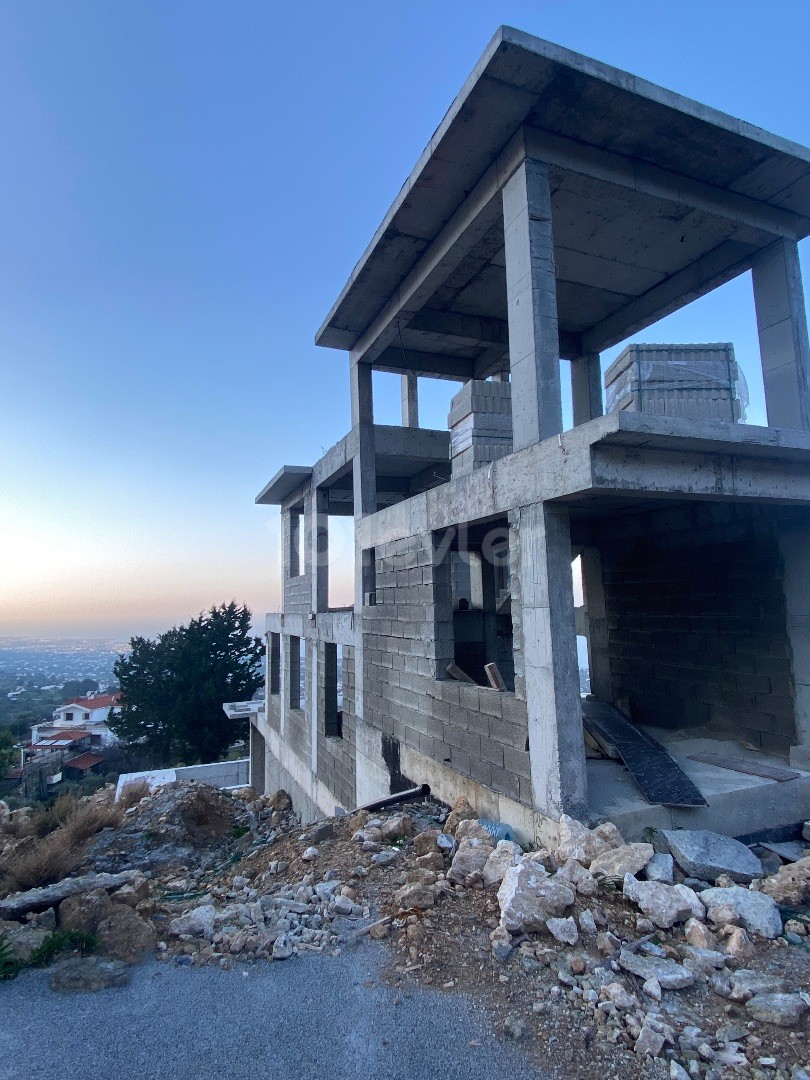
[[255, 465, 313, 506], [316, 27, 810, 367]]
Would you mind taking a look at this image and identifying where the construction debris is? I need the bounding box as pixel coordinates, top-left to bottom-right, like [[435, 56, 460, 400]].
[[1, 786, 809, 1079]]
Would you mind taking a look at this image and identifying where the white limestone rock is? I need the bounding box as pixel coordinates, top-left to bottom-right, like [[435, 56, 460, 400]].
[[592, 821, 625, 848], [623, 874, 705, 929], [482, 840, 523, 888], [589, 843, 654, 883], [554, 857, 597, 896], [497, 860, 575, 934], [169, 904, 216, 939], [555, 815, 612, 867], [661, 829, 763, 883], [578, 908, 597, 935], [700, 886, 782, 939]]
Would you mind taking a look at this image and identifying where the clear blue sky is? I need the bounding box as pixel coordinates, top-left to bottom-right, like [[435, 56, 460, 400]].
[[1, 0, 809, 639]]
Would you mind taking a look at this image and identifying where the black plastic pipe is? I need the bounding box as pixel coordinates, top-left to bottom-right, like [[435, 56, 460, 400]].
[[353, 784, 430, 814]]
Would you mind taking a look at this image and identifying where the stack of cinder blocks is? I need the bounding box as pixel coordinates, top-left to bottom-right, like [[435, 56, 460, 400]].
[[448, 379, 513, 477]]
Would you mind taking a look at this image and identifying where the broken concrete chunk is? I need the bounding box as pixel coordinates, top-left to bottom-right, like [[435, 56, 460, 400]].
[[618, 948, 695, 989], [700, 886, 782, 939], [746, 993, 809, 1027], [554, 857, 597, 896], [0, 871, 141, 920], [645, 853, 675, 884], [497, 860, 574, 934], [661, 829, 763, 884], [482, 840, 522, 888], [623, 874, 705, 929], [555, 815, 611, 867], [589, 843, 654, 882]]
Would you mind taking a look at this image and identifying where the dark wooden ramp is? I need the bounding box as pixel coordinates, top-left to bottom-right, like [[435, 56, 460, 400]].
[[582, 699, 707, 807]]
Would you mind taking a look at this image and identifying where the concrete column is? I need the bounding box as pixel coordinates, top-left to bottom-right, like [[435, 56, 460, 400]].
[[580, 547, 612, 702], [752, 238, 810, 431], [350, 360, 377, 517], [401, 373, 419, 427], [571, 353, 603, 426], [779, 519, 810, 768], [502, 157, 562, 450], [310, 488, 329, 613], [518, 502, 587, 820]]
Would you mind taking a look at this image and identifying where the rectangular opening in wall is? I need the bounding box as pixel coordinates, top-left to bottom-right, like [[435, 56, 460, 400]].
[[289, 635, 306, 711], [289, 506, 304, 578], [328, 516, 355, 609], [324, 642, 343, 738], [362, 547, 377, 606], [269, 633, 280, 695], [435, 517, 515, 690]]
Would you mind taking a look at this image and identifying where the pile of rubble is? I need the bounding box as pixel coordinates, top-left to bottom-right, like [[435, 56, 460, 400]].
[[1, 783, 809, 1079]]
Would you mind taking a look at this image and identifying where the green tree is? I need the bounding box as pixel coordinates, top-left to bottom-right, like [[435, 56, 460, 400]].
[[110, 602, 263, 766]]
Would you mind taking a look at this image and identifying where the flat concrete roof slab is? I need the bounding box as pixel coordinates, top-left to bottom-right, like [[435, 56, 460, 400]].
[[255, 465, 312, 506], [317, 27, 810, 359]]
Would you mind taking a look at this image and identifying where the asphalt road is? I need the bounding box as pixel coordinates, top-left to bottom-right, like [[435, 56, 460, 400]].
[[0, 947, 543, 1080]]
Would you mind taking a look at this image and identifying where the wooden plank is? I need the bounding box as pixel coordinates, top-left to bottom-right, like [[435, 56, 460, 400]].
[[446, 662, 476, 684], [484, 662, 506, 691], [688, 752, 801, 782], [582, 700, 707, 807]]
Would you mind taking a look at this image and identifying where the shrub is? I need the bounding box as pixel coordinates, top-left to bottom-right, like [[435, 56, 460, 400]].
[[28, 930, 98, 966], [118, 779, 150, 811], [0, 828, 83, 895], [0, 932, 22, 980], [0, 798, 123, 895]]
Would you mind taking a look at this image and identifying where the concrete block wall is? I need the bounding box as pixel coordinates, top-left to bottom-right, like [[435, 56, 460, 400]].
[[284, 634, 311, 763], [282, 506, 311, 617], [596, 503, 797, 754], [362, 530, 532, 806], [315, 643, 357, 811]]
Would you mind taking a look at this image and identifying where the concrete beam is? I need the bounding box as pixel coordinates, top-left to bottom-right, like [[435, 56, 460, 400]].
[[752, 238, 810, 431], [375, 345, 473, 381], [348, 131, 529, 367], [503, 156, 563, 447], [523, 126, 806, 241], [582, 237, 762, 354]]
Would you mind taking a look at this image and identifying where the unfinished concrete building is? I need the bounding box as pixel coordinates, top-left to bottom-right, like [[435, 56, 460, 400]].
[[251, 28, 810, 843]]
